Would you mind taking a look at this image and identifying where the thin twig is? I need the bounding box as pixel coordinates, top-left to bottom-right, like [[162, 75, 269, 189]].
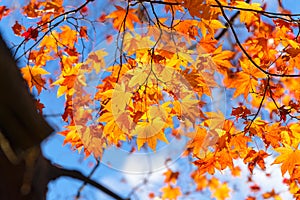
[[215, 0, 250, 40], [215, 0, 300, 78], [76, 161, 100, 199], [211, 4, 300, 17]]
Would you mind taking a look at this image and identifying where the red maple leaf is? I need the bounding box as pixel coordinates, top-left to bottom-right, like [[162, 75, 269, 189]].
[[22, 27, 39, 41]]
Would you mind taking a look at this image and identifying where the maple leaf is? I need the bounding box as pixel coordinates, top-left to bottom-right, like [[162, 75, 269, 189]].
[[163, 169, 179, 184], [98, 13, 107, 23], [204, 111, 225, 130], [273, 146, 300, 176], [79, 26, 88, 40], [212, 46, 235, 72], [174, 94, 201, 124], [262, 189, 280, 199], [59, 26, 78, 48], [216, 149, 234, 170], [231, 105, 251, 120], [42, 0, 64, 14], [80, 6, 88, 14], [79, 126, 105, 160], [191, 172, 208, 191], [59, 125, 83, 148], [200, 19, 226, 36], [52, 63, 82, 97], [0, 6, 9, 20], [193, 152, 217, 175], [164, 0, 184, 13], [231, 166, 241, 177], [173, 19, 199, 39], [250, 184, 260, 192], [62, 95, 73, 122], [183, 0, 209, 19], [212, 183, 231, 200], [224, 59, 265, 98], [229, 134, 251, 158], [35, 99, 45, 114], [39, 34, 59, 53], [111, 82, 132, 112], [12, 21, 26, 36], [161, 184, 181, 200], [21, 66, 49, 94], [28, 47, 53, 67], [257, 122, 282, 148], [23, 1, 42, 18], [244, 150, 269, 173], [86, 49, 108, 73], [135, 128, 168, 151], [22, 27, 39, 41], [235, 1, 262, 26], [106, 5, 140, 31], [128, 68, 149, 88], [187, 127, 208, 155]]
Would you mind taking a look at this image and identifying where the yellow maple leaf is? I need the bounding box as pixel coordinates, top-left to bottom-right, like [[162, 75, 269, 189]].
[[272, 145, 300, 176], [59, 25, 77, 48], [112, 82, 132, 112], [134, 114, 168, 150], [128, 68, 149, 88], [203, 110, 225, 130], [80, 126, 105, 159], [200, 19, 226, 36], [213, 183, 231, 200], [52, 63, 82, 97], [236, 1, 262, 25], [86, 49, 108, 73], [39, 33, 59, 52], [161, 184, 181, 200]]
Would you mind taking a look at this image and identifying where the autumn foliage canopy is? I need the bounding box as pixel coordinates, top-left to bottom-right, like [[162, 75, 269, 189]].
[[2, 0, 300, 199]]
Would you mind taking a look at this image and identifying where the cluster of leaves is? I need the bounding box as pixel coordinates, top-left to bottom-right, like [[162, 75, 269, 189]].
[[2, 0, 300, 199]]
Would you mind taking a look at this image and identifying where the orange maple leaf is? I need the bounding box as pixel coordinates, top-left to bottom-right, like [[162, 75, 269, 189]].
[[244, 150, 269, 173], [0, 6, 10, 20], [224, 59, 265, 98], [21, 66, 49, 94], [163, 169, 179, 184], [106, 5, 140, 31]]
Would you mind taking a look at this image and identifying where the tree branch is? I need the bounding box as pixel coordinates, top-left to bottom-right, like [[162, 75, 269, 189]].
[[211, 4, 300, 17], [215, 0, 300, 78], [47, 158, 129, 200], [215, 0, 250, 40], [14, 0, 94, 60], [76, 161, 100, 199]]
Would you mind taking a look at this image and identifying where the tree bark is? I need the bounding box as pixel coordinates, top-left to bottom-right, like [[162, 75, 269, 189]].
[[0, 35, 128, 200]]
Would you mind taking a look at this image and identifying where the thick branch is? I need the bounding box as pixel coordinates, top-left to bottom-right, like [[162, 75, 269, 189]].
[[48, 159, 128, 200]]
